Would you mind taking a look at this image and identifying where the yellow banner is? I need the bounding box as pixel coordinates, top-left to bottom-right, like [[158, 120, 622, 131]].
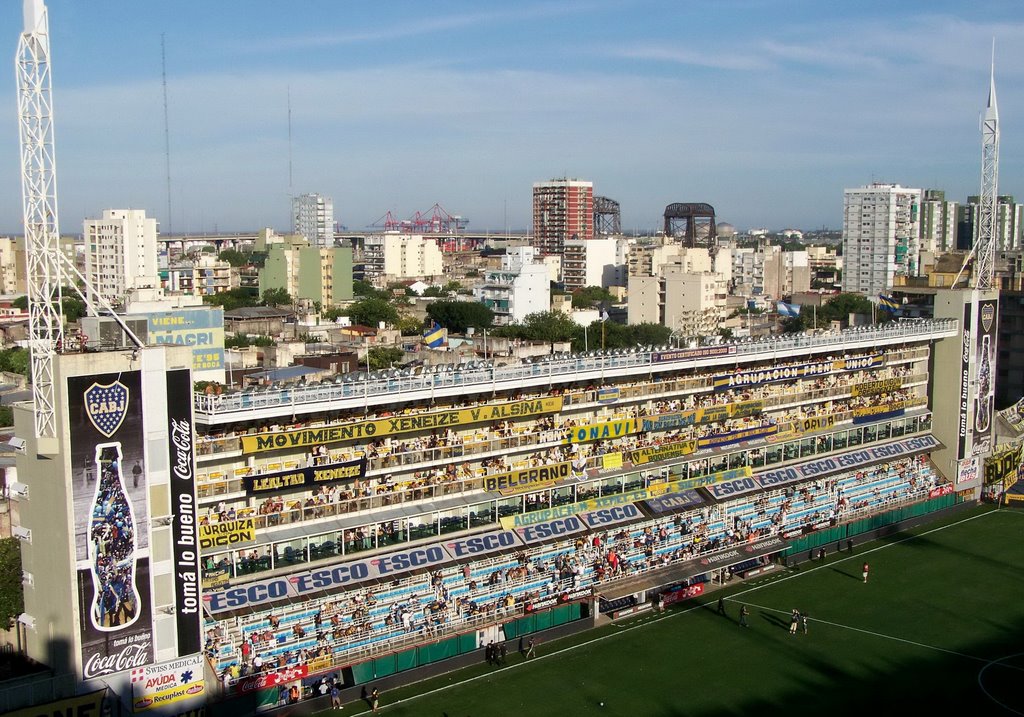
[[134, 681, 207, 712], [308, 654, 334, 673], [640, 399, 763, 433], [986, 445, 1022, 485], [202, 568, 230, 589], [566, 417, 638, 443], [484, 461, 572, 495], [242, 396, 564, 453], [730, 399, 765, 418], [199, 518, 256, 550], [626, 439, 698, 465], [795, 414, 837, 433], [500, 481, 678, 529], [853, 401, 908, 419], [851, 377, 904, 397], [8, 691, 105, 717], [602, 452, 623, 470]]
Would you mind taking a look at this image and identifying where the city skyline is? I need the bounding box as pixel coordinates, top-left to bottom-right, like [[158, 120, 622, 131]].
[[1, 1, 1023, 236]]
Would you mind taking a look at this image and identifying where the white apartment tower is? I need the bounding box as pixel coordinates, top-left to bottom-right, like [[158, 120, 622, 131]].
[[292, 193, 335, 248], [919, 189, 958, 253], [842, 183, 921, 296], [83, 209, 159, 307], [363, 233, 443, 281], [475, 246, 550, 325]]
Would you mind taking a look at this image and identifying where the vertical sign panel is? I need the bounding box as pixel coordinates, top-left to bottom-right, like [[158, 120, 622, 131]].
[[166, 368, 201, 656], [957, 303, 972, 461], [68, 371, 154, 680], [973, 298, 998, 453]]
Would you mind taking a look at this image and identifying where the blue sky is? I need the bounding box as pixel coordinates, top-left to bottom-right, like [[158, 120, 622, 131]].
[[0, 0, 1022, 235]]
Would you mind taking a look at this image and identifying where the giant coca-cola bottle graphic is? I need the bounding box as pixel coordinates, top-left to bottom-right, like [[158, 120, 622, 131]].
[[88, 443, 141, 631], [975, 333, 993, 434]]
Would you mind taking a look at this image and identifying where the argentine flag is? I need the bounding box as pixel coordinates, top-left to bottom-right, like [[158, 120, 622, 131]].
[[776, 301, 801, 318]]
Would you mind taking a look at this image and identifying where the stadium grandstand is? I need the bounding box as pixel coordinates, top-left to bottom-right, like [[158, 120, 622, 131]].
[[195, 319, 964, 704]]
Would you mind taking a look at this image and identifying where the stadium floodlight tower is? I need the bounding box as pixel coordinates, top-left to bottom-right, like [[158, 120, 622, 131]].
[[16, 0, 142, 452], [16, 0, 63, 449], [974, 46, 999, 291]]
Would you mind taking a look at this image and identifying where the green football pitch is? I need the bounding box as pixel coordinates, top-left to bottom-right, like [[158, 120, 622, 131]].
[[321, 505, 1024, 716]]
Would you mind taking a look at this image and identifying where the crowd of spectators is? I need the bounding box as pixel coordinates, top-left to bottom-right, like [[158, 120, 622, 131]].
[[195, 353, 923, 529], [206, 452, 940, 682]]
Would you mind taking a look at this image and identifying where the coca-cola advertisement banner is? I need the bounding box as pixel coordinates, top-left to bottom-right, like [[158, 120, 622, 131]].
[[235, 664, 309, 695], [166, 368, 201, 657], [68, 371, 154, 680], [973, 298, 997, 445]]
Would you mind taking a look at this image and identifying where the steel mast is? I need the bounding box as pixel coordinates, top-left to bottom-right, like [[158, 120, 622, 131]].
[[16, 0, 63, 445], [975, 45, 999, 290]]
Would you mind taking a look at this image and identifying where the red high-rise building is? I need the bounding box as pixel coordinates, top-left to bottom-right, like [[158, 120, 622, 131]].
[[532, 178, 594, 257]]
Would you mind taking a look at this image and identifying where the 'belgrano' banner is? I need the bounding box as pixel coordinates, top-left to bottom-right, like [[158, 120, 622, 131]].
[[68, 371, 154, 679]]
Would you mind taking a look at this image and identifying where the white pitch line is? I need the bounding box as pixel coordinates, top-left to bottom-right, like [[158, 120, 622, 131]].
[[342, 508, 1007, 714], [736, 599, 994, 663], [725, 506, 1003, 601], [351, 605, 705, 713]]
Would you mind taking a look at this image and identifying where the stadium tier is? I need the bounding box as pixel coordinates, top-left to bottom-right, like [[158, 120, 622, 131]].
[[194, 320, 959, 691]]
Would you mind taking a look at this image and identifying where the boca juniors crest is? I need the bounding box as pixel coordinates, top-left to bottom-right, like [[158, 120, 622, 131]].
[[84, 381, 129, 437], [981, 302, 995, 333]]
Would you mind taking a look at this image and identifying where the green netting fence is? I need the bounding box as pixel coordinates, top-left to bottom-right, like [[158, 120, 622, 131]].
[[349, 603, 585, 685], [781, 493, 958, 558]]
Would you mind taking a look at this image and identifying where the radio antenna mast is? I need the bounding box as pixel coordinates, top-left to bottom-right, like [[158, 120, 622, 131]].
[[162, 33, 172, 238]]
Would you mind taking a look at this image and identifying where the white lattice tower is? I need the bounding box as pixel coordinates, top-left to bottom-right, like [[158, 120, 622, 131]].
[[16, 0, 63, 441], [975, 52, 999, 291]]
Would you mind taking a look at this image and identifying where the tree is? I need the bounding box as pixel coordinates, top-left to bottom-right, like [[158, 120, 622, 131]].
[[348, 298, 399, 328], [225, 333, 274, 348], [494, 311, 579, 344], [12, 288, 85, 323], [218, 249, 248, 267], [426, 301, 494, 334], [322, 306, 348, 322], [571, 286, 614, 309], [353, 280, 380, 298], [629, 323, 672, 347], [779, 315, 806, 333], [0, 405, 11, 427], [0, 347, 29, 376], [367, 346, 405, 370], [61, 295, 87, 323], [261, 288, 293, 307], [0, 537, 23, 629], [396, 316, 425, 335], [203, 287, 259, 311]]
